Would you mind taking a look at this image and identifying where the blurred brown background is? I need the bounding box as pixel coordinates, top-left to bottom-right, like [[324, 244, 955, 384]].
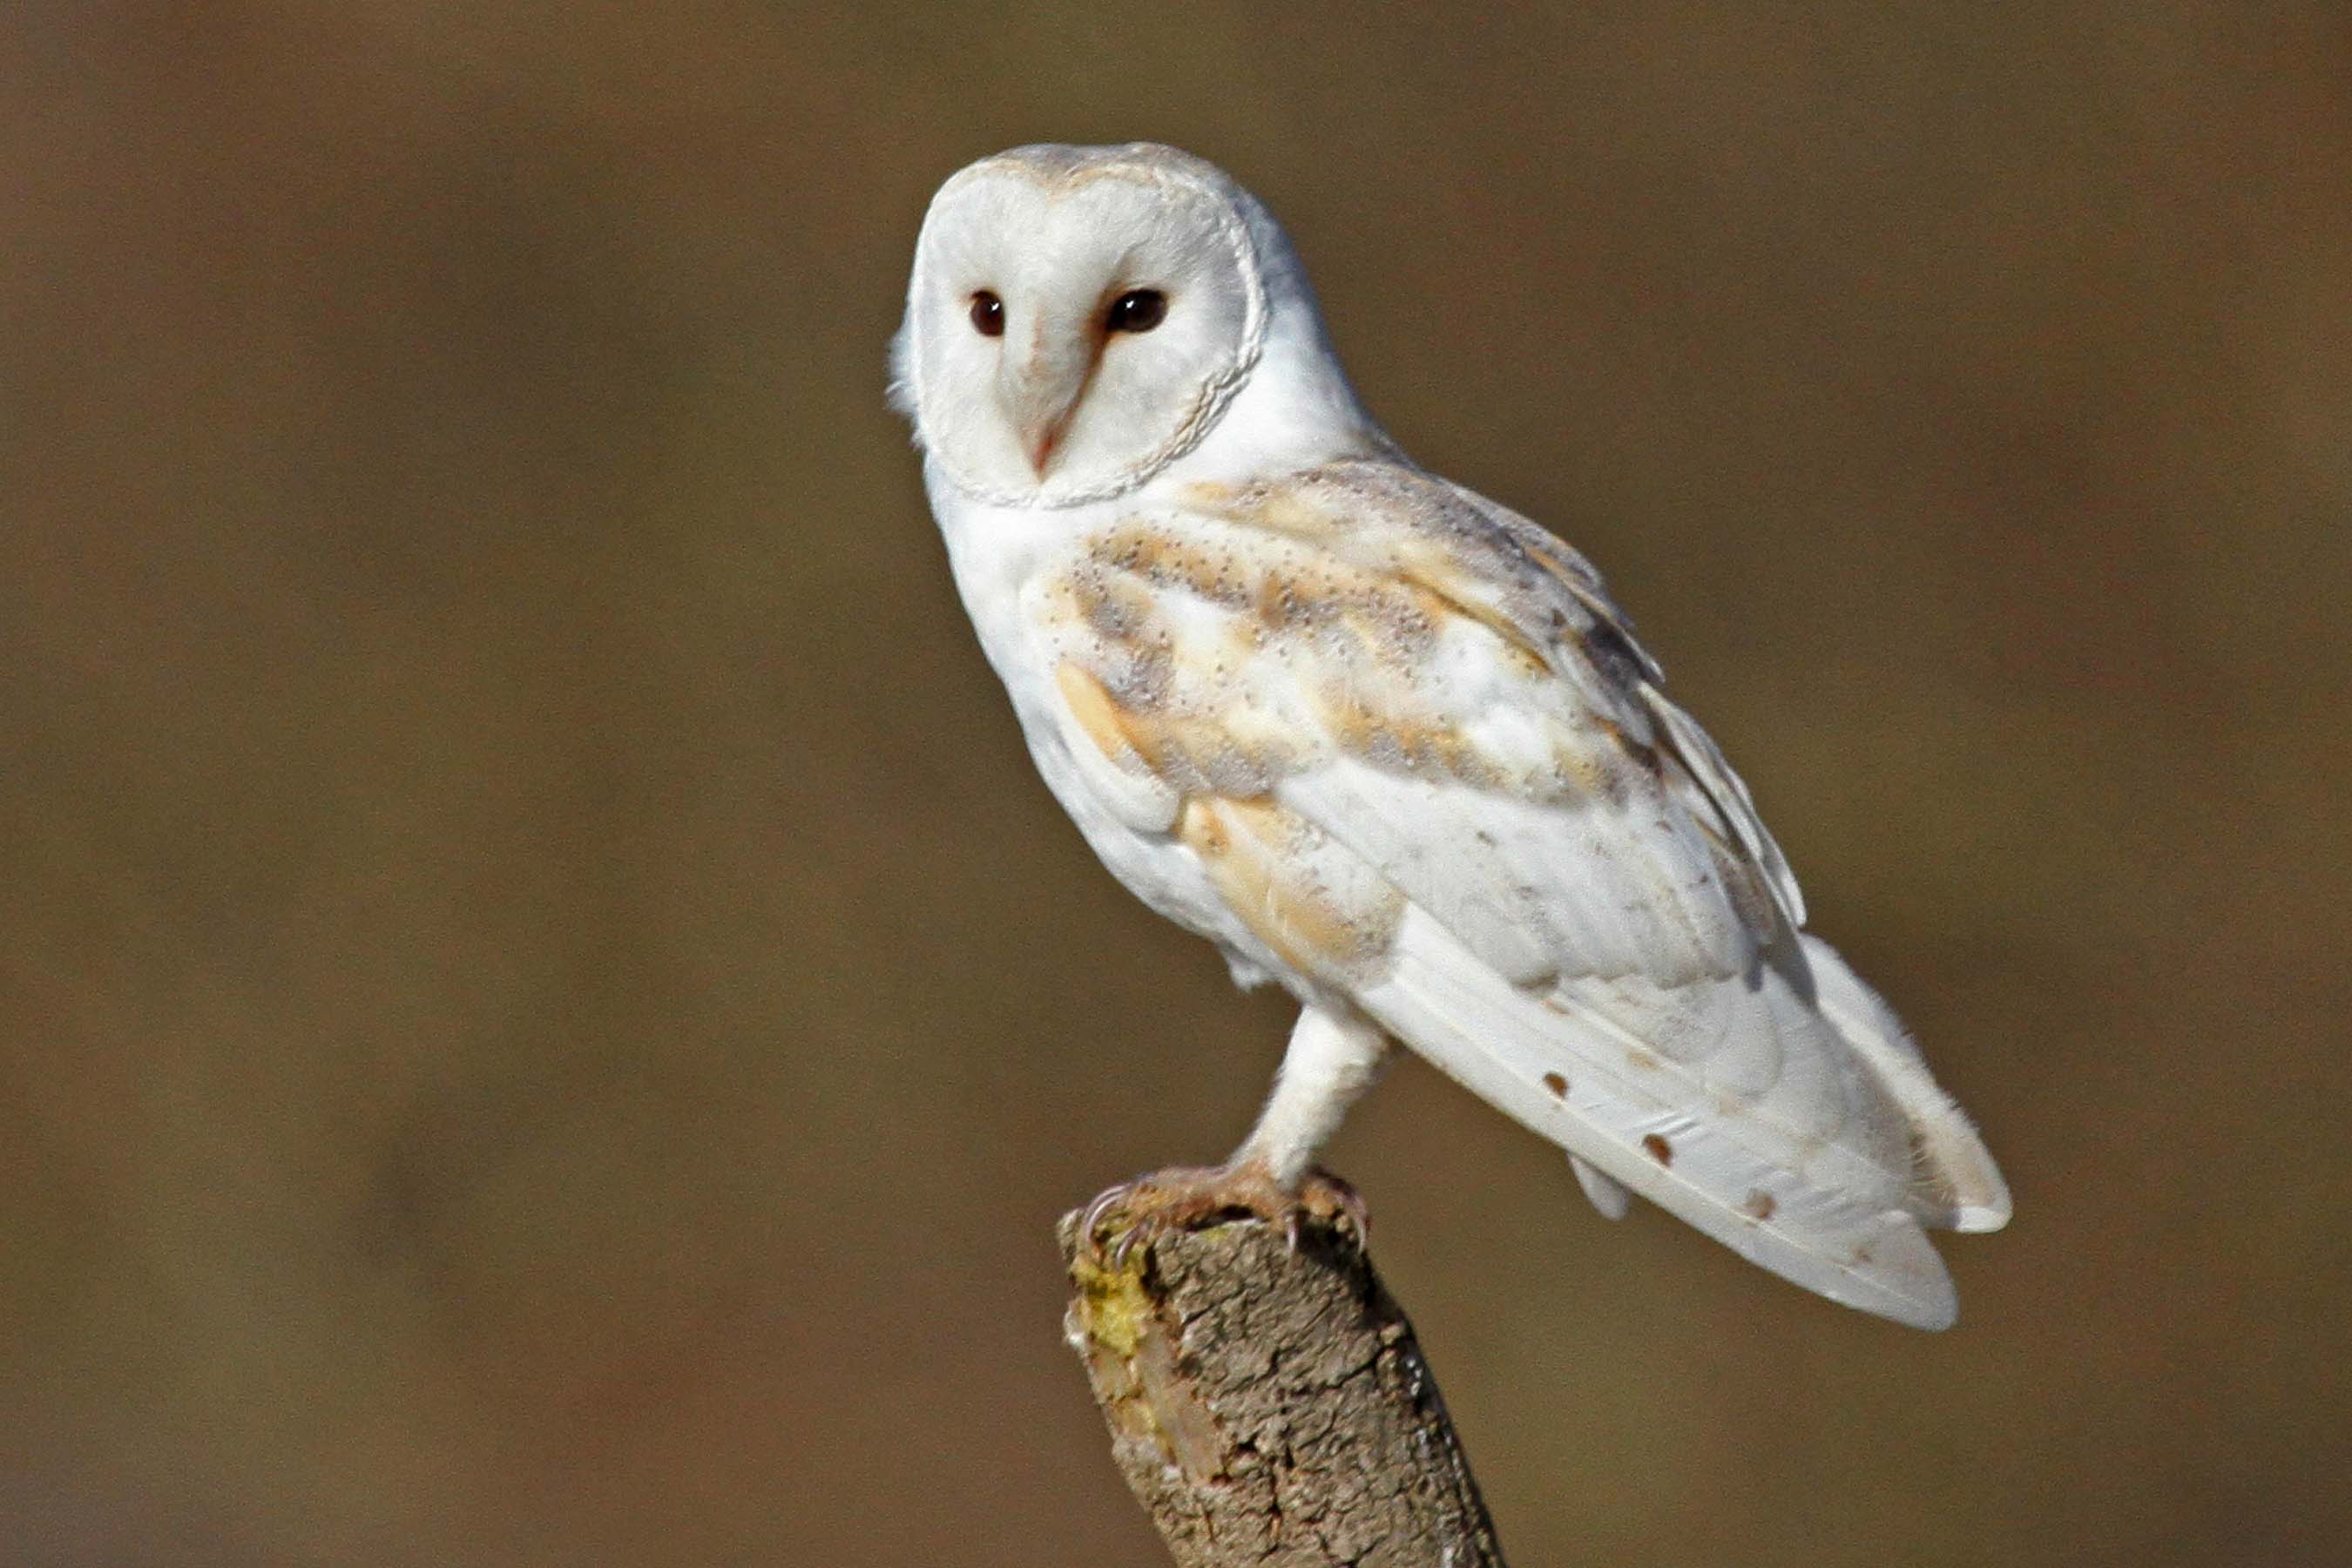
[[3, 3, 2346, 1564]]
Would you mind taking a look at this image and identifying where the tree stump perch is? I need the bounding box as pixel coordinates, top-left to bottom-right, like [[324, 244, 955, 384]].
[[1058, 1199, 1511, 1566]]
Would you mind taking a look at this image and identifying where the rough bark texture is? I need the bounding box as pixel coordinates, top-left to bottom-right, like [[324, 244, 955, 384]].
[[1058, 1204, 1510, 1567]]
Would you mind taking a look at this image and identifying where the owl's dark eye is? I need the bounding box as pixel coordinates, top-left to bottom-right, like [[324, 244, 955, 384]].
[[969, 291, 1004, 336], [1105, 289, 1167, 334]]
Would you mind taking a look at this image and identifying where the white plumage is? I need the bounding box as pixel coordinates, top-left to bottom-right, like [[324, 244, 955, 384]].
[[892, 142, 2009, 1328]]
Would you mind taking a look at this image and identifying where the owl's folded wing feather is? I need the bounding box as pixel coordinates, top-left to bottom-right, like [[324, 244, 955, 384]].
[[1027, 458, 2005, 1325]]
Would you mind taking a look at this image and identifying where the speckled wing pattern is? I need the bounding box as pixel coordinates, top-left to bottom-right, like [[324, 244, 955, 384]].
[[1025, 458, 2008, 1328]]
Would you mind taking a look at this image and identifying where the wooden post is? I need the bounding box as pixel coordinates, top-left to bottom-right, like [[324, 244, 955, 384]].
[[1058, 1200, 1511, 1567]]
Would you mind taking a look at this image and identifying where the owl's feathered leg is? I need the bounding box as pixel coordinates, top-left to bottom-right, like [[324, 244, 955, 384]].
[[1079, 1008, 1388, 1263], [1236, 1005, 1391, 1187]]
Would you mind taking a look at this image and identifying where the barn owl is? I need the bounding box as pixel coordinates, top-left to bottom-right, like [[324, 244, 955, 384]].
[[890, 142, 2009, 1328]]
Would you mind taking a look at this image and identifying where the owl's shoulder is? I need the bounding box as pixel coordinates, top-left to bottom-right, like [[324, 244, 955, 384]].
[[1145, 456, 1653, 691]]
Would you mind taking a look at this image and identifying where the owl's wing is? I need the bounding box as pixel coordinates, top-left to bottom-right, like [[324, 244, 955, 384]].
[[1031, 459, 2008, 1327]]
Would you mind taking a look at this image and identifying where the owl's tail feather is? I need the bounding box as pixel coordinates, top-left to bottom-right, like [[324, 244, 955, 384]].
[[1799, 935, 2011, 1235]]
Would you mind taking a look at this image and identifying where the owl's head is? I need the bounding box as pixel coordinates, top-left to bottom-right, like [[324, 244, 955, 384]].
[[892, 143, 1372, 508]]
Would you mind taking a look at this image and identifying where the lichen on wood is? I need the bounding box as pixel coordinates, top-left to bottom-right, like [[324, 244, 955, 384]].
[[1058, 1204, 1510, 1567]]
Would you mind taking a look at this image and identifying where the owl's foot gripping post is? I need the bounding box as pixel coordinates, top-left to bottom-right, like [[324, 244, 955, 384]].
[[1079, 1161, 1368, 1267], [1080, 1006, 1388, 1266]]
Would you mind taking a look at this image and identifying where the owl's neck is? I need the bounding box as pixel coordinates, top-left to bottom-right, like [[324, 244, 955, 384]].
[[1159, 301, 1389, 494]]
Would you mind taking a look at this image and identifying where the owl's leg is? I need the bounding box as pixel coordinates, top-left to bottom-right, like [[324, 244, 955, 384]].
[[1235, 1005, 1391, 1188], [1079, 1007, 1389, 1263]]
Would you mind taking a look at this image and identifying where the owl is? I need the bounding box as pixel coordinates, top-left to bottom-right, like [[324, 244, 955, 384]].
[[890, 143, 2008, 1328]]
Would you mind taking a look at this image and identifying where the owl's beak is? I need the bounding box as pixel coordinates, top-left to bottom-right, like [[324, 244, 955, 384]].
[[1000, 330, 1100, 478]]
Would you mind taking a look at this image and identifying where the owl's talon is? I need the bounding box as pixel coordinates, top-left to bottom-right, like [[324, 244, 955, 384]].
[[1303, 1166, 1370, 1247], [1079, 1182, 1131, 1254], [1112, 1223, 1149, 1272]]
